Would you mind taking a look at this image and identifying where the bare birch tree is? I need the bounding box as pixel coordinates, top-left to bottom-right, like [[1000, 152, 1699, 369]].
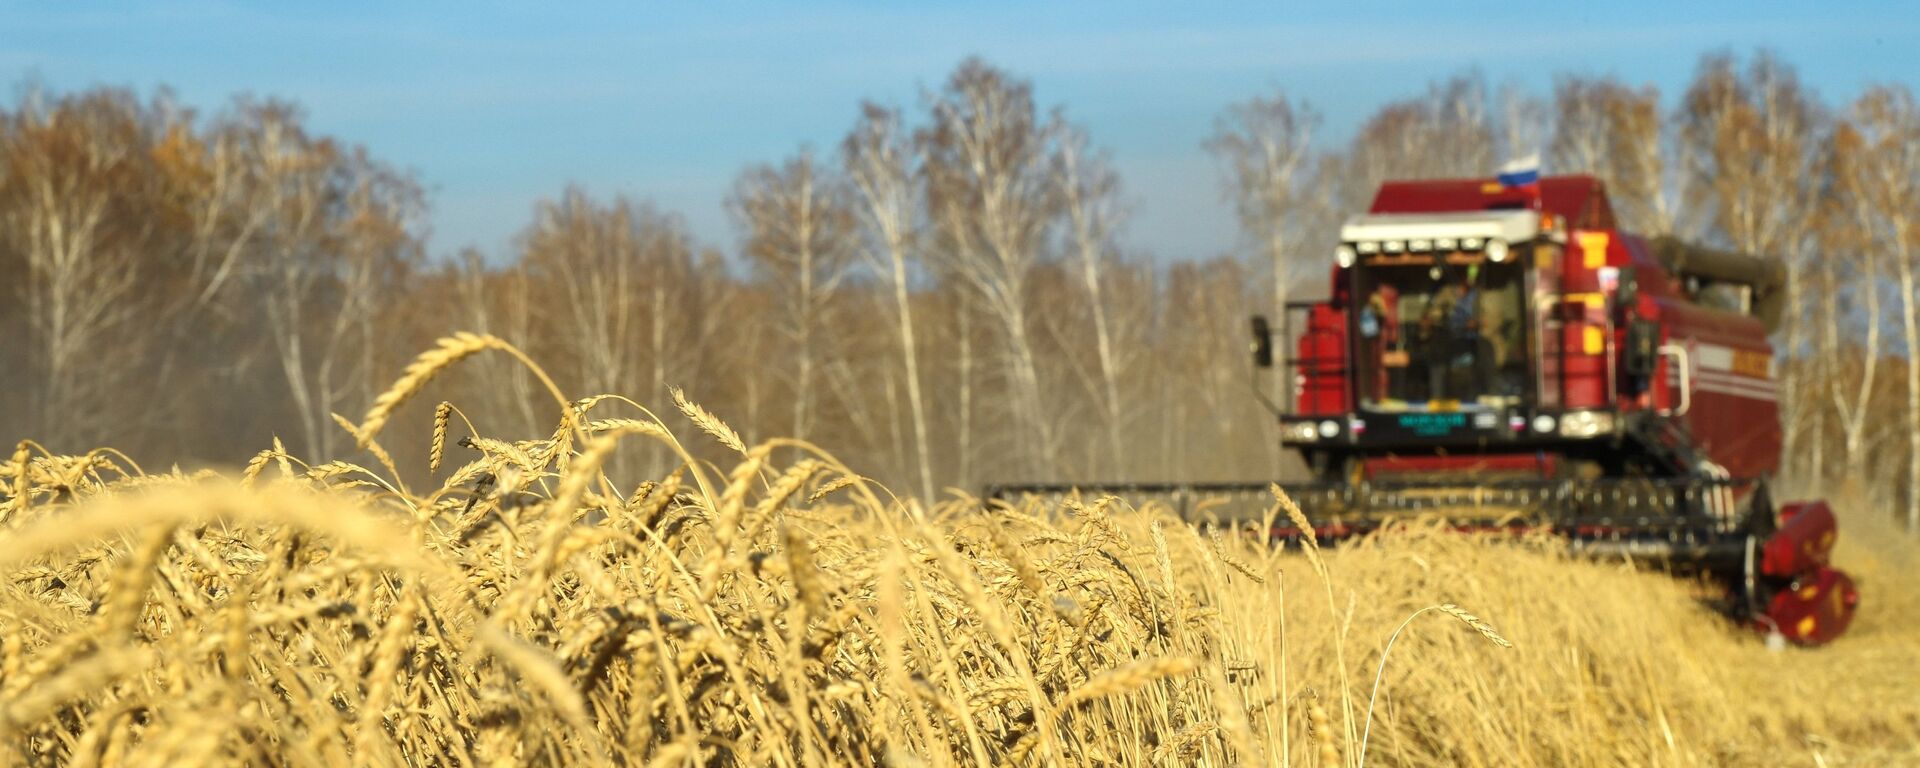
[[1498, 80, 1548, 163], [1611, 85, 1679, 236], [1206, 90, 1318, 413], [1811, 122, 1874, 489], [1841, 85, 1920, 528], [843, 102, 937, 499], [521, 189, 707, 472], [1548, 76, 1677, 234], [1054, 123, 1130, 475], [232, 103, 424, 460], [728, 150, 856, 445], [920, 59, 1062, 478], [1323, 73, 1496, 216], [0, 89, 154, 447], [452, 249, 543, 437], [524, 187, 641, 398], [1549, 76, 1614, 175]]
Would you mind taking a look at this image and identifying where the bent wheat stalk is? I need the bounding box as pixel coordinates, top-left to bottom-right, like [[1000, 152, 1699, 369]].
[[356, 332, 571, 449], [1359, 603, 1513, 767]]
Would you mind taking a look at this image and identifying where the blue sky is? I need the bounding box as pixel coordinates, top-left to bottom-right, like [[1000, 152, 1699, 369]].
[[4, 2, 1916, 263]]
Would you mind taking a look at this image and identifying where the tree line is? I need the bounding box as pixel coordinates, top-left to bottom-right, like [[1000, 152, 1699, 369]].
[[1, 52, 1916, 526]]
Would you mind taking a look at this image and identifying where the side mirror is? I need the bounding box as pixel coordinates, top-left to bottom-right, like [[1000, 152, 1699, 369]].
[[1624, 319, 1659, 382], [1250, 315, 1274, 368], [1614, 268, 1640, 325]]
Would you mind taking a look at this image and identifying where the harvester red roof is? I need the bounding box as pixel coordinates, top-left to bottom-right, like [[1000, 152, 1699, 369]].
[[1368, 175, 1619, 232]]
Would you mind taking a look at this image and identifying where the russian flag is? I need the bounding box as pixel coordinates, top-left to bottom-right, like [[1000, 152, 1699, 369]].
[[1496, 152, 1541, 190]]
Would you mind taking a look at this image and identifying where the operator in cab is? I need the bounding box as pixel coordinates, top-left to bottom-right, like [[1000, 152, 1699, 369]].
[[1413, 265, 1493, 404], [1359, 283, 1401, 402]]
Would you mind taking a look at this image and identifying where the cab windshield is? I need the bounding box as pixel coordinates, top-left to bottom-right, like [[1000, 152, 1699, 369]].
[[1351, 257, 1529, 411]]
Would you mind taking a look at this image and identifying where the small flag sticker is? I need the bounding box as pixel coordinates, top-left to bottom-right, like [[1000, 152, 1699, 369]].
[[1496, 153, 1541, 189]]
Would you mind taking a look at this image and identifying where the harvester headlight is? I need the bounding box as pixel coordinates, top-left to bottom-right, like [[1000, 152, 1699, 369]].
[[1318, 420, 1341, 438], [1409, 238, 1432, 252], [1559, 410, 1616, 438], [1383, 240, 1405, 254], [1435, 237, 1457, 250], [1462, 237, 1484, 250], [1531, 414, 1556, 434], [1335, 244, 1357, 268], [1486, 239, 1510, 262], [1283, 422, 1320, 442], [1356, 241, 1380, 254]]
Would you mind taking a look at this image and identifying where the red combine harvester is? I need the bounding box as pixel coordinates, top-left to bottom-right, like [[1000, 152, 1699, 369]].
[[993, 175, 1859, 646]]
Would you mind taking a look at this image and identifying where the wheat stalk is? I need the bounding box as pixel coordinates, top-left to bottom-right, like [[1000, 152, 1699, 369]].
[[985, 522, 1047, 598], [1359, 602, 1514, 767], [807, 474, 859, 504], [240, 448, 278, 488], [477, 623, 590, 730], [784, 523, 827, 621], [1309, 699, 1340, 767], [1064, 656, 1195, 706], [357, 587, 421, 738], [0, 647, 153, 736], [359, 332, 505, 446], [101, 524, 177, 638], [7, 440, 30, 513]]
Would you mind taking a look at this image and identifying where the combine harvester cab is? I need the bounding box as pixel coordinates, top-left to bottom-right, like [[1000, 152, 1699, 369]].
[[1262, 175, 1857, 645]]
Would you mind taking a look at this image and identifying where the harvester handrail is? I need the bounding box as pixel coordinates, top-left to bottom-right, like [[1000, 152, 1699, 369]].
[[1659, 343, 1691, 416]]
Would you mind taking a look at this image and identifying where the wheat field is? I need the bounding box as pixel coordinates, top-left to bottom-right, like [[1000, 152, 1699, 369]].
[[0, 334, 1914, 767]]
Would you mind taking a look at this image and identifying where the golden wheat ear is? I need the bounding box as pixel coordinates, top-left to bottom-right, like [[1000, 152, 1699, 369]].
[[671, 386, 746, 454], [358, 332, 505, 447], [1270, 482, 1327, 578], [428, 401, 454, 474], [806, 473, 859, 504], [1436, 603, 1514, 648], [1064, 656, 1196, 706]]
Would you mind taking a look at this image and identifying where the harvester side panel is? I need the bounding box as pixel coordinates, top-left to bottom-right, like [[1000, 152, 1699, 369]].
[[1627, 236, 1783, 479]]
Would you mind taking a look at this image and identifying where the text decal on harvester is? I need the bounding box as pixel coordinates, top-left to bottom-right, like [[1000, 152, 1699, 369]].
[[1397, 412, 1467, 436]]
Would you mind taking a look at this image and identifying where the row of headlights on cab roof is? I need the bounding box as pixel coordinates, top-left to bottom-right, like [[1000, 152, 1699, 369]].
[[1333, 237, 1510, 268]]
